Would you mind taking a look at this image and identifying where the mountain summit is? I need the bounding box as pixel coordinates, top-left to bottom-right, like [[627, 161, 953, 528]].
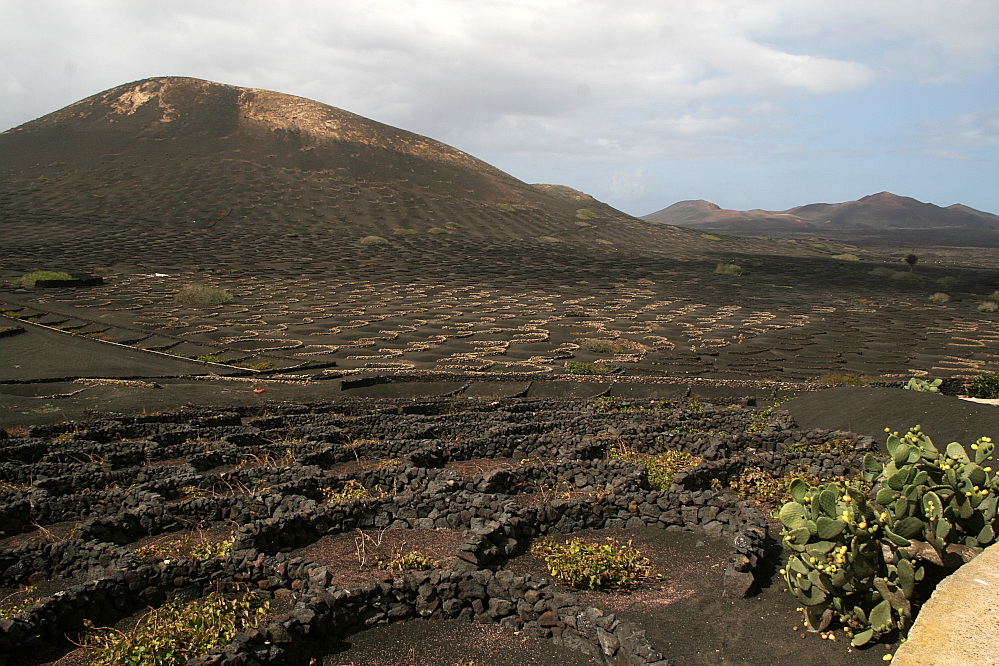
[[0, 77, 632, 240]]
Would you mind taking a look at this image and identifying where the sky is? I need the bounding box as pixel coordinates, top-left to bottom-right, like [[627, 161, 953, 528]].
[[2, 0, 998, 217]]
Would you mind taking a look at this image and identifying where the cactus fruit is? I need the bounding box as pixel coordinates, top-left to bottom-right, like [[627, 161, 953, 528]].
[[779, 427, 998, 647]]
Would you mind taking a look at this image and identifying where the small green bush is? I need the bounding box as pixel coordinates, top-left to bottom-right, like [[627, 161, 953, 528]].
[[195, 354, 222, 363], [173, 284, 233, 307], [538, 235, 562, 243], [966, 373, 999, 399], [377, 548, 440, 571], [936, 276, 959, 290], [564, 361, 612, 375], [979, 301, 999, 313], [575, 208, 599, 220], [427, 227, 450, 235], [928, 292, 950, 303], [82, 591, 268, 666], [610, 444, 702, 490], [714, 262, 743, 276], [394, 227, 418, 236], [496, 202, 516, 212], [14, 270, 73, 287], [832, 253, 861, 261], [987, 290, 999, 302], [531, 537, 652, 589], [359, 235, 391, 246], [701, 233, 722, 241]]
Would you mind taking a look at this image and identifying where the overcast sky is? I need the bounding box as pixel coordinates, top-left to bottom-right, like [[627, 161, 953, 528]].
[[2, 1, 998, 216]]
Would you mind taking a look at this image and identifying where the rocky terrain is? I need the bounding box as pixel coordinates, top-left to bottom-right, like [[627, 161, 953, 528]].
[[1, 77, 998, 665]]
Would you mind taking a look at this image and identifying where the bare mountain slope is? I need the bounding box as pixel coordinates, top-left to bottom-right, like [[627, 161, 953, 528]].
[[0, 77, 643, 244]]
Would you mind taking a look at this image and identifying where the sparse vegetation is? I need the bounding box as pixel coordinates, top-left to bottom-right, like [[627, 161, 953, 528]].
[[237, 360, 275, 371], [394, 227, 418, 236], [869, 267, 896, 278], [713, 262, 743, 276], [496, 202, 517, 212], [936, 276, 959, 290], [134, 533, 234, 563], [538, 235, 562, 243], [701, 233, 722, 241], [832, 253, 861, 261], [966, 372, 999, 399], [819, 372, 868, 386], [531, 537, 652, 589], [359, 235, 391, 246], [81, 591, 268, 666], [195, 354, 222, 363], [428, 227, 450, 235], [979, 301, 999, 313], [564, 361, 612, 375], [173, 283, 233, 307], [377, 548, 440, 571], [14, 270, 73, 287], [575, 208, 599, 220], [322, 479, 372, 504], [577, 338, 629, 354], [928, 292, 950, 303], [610, 444, 702, 490]]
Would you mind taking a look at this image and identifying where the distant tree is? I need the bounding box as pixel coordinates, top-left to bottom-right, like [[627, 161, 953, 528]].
[[904, 254, 919, 272]]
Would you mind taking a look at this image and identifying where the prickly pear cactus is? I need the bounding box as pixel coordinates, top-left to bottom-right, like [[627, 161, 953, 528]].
[[779, 426, 998, 647]]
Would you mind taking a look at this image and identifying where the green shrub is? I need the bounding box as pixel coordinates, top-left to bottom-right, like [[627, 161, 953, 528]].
[[966, 373, 999, 399], [701, 233, 722, 241], [444, 221, 462, 229], [936, 276, 959, 290], [979, 301, 999, 313], [531, 537, 652, 589], [904, 377, 941, 392], [988, 290, 999, 302], [610, 444, 702, 490], [728, 466, 824, 512], [869, 267, 896, 278], [779, 426, 998, 647], [359, 235, 391, 246], [173, 284, 233, 307], [538, 235, 562, 243], [928, 292, 950, 304], [394, 227, 418, 236], [322, 479, 371, 504], [832, 253, 861, 261], [575, 208, 599, 220], [14, 270, 73, 287], [82, 591, 268, 666], [713, 262, 743, 276], [134, 533, 234, 563], [377, 548, 440, 571], [195, 354, 222, 363], [496, 202, 516, 212], [427, 227, 450, 235], [564, 361, 612, 375]]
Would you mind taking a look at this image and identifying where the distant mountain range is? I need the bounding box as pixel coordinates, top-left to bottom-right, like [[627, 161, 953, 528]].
[[643, 192, 999, 235]]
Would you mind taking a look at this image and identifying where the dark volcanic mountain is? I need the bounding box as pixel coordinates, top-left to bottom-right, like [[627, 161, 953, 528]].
[[643, 193, 999, 246], [0, 76, 637, 242]]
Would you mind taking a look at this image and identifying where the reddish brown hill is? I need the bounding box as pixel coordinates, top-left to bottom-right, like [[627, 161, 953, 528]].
[[0, 76, 638, 243], [643, 192, 999, 236]]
